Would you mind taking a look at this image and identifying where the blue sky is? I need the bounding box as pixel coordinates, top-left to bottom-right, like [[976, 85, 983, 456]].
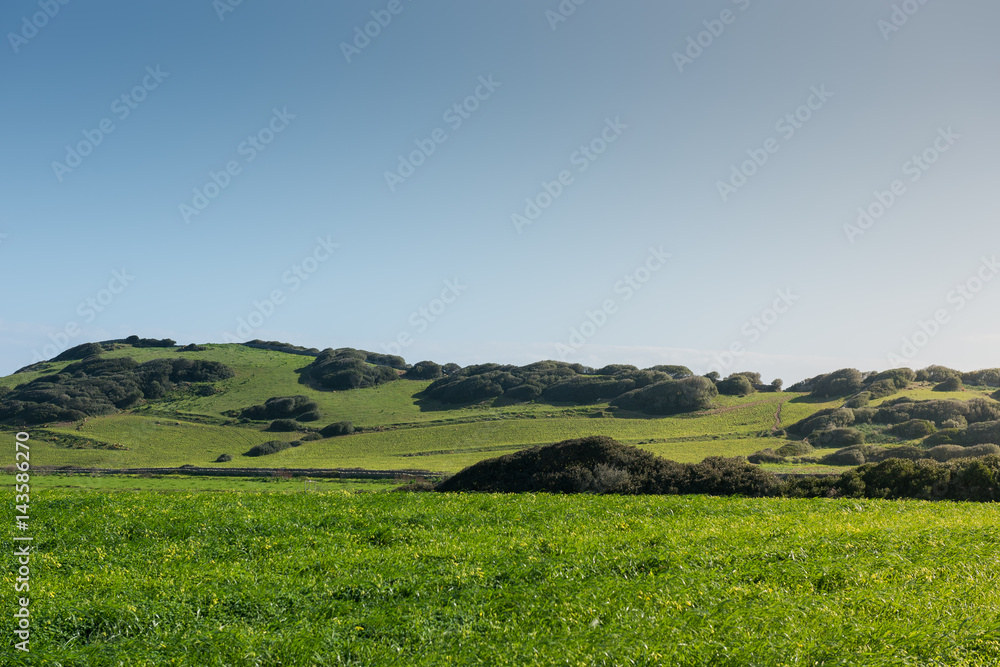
[[2, 0, 998, 384]]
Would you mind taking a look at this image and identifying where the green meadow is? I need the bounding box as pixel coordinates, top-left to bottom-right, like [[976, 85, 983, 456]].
[[5, 489, 1000, 666]]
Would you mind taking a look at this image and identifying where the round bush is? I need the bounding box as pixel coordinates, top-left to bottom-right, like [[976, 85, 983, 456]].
[[295, 409, 321, 422], [776, 441, 814, 457], [244, 440, 291, 457], [215, 453, 232, 462], [844, 392, 871, 409], [821, 447, 866, 466], [267, 418, 302, 432], [504, 384, 543, 402], [747, 448, 785, 464], [889, 419, 937, 440], [321, 421, 354, 437], [812, 428, 865, 448], [934, 376, 963, 392]]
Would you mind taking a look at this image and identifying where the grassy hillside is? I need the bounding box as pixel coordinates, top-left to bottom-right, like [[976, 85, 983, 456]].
[[3, 342, 997, 473]]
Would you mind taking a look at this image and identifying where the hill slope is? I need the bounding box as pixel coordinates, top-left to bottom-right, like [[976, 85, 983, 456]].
[[2, 340, 997, 473]]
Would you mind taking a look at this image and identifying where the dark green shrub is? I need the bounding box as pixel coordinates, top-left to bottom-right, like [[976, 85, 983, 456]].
[[267, 419, 302, 432], [963, 420, 1000, 445], [240, 395, 319, 421], [788, 408, 855, 437], [747, 448, 785, 464], [301, 349, 401, 391], [321, 421, 354, 437], [777, 441, 814, 457], [853, 458, 951, 500], [646, 365, 693, 379], [844, 392, 871, 409], [889, 419, 937, 439], [504, 384, 543, 401], [923, 428, 964, 446], [716, 375, 755, 397], [244, 440, 291, 457], [596, 364, 638, 375], [215, 453, 232, 462], [52, 343, 104, 362], [610, 376, 718, 415], [821, 447, 866, 466], [295, 409, 321, 422], [299, 432, 323, 441], [916, 365, 960, 383], [812, 428, 865, 448], [852, 407, 875, 424], [404, 361, 443, 380], [934, 376, 963, 392], [808, 369, 865, 398]]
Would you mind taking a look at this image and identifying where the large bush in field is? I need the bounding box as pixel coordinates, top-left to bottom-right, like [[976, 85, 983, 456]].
[[786, 408, 855, 438], [436, 436, 780, 497], [0, 356, 234, 425], [422, 361, 679, 407], [403, 361, 443, 380], [610, 376, 718, 415], [716, 374, 755, 397], [240, 395, 319, 421], [811, 427, 865, 448], [244, 440, 291, 457], [320, 421, 355, 437], [300, 348, 400, 390], [788, 368, 864, 397]]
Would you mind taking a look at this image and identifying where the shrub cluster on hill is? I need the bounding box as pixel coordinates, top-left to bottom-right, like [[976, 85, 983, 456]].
[[300, 348, 405, 390], [124, 335, 177, 348], [243, 440, 291, 457], [421, 361, 701, 412], [241, 340, 322, 357], [240, 395, 320, 422], [436, 436, 781, 496], [434, 436, 1000, 503], [403, 361, 445, 380], [0, 357, 235, 425], [320, 421, 354, 437], [788, 367, 916, 400], [52, 342, 107, 362], [786, 398, 1000, 449]]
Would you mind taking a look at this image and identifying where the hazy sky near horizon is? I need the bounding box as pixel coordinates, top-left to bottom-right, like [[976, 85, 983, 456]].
[[2, 0, 998, 383]]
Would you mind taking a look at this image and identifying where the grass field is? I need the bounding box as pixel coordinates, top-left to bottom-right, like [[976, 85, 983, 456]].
[[6, 489, 1000, 666]]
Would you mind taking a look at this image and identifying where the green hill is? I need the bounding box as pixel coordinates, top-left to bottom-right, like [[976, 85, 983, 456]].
[[2, 339, 998, 473]]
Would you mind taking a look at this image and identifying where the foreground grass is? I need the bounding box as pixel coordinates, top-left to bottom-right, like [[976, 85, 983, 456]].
[[4, 491, 1000, 666]]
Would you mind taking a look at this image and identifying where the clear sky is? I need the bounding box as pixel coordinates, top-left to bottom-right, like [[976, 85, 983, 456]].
[[2, 0, 998, 384]]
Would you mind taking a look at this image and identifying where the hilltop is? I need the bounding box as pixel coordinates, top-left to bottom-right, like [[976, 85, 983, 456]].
[[2, 337, 998, 473]]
